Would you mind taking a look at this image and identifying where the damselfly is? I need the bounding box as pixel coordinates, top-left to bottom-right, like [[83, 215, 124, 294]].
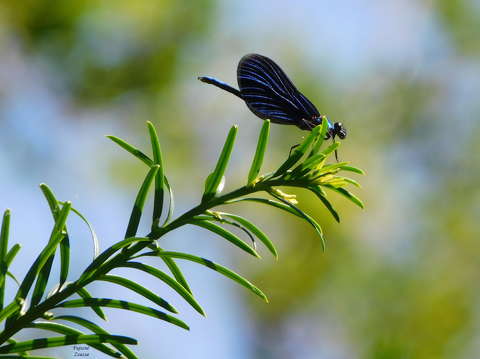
[[199, 54, 346, 159]]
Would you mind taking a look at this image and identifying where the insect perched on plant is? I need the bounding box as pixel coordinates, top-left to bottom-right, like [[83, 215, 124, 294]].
[[198, 53, 347, 159]]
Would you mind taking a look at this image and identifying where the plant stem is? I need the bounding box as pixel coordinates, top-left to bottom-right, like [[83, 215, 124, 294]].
[[0, 179, 287, 346]]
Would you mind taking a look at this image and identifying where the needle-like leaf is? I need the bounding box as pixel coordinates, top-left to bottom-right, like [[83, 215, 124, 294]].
[[125, 165, 159, 238], [0, 210, 11, 310], [99, 275, 178, 313], [106, 136, 153, 166], [147, 122, 166, 225], [217, 212, 277, 259], [287, 153, 327, 179], [5, 244, 20, 269], [273, 124, 322, 177], [80, 237, 152, 283], [267, 190, 325, 250], [323, 185, 365, 208], [141, 251, 268, 303], [228, 196, 326, 249], [339, 165, 365, 175], [77, 287, 107, 321], [6, 272, 20, 287], [307, 187, 340, 222], [189, 219, 260, 257], [203, 125, 238, 202], [0, 334, 137, 354], [320, 141, 340, 158], [194, 214, 256, 248], [156, 246, 191, 294], [27, 322, 123, 358], [163, 176, 175, 225], [54, 315, 138, 359], [247, 120, 270, 185], [32, 188, 62, 305], [309, 117, 330, 156], [121, 261, 205, 316], [64, 205, 99, 259], [15, 202, 71, 309], [55, 298, 188, 330], [0, 301, 21, 322], [34, 185, 72, 305]]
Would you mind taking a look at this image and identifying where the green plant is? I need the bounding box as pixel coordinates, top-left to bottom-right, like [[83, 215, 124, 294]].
[[0, 119, 363, 358]]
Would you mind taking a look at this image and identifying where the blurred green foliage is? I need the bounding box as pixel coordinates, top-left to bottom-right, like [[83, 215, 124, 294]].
[[435, 0, 480, 55], [1, 0, 214, 103]]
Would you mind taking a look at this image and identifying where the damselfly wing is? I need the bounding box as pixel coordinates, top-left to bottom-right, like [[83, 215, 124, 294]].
[[198, 53, 347, 142], [237, 54, 323, 130]]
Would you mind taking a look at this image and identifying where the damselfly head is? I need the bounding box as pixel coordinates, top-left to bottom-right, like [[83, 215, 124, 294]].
[[334, 122, 347, 140], [325, 121, 347, 140]]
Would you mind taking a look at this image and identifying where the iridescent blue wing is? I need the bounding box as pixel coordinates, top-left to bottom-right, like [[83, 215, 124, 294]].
[[237, 54, 320, 126]]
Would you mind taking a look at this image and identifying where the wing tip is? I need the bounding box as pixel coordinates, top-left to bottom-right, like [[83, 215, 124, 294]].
[[239, 53, 268, 65]]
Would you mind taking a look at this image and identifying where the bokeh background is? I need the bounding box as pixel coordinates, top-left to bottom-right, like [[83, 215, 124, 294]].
[[1, 1, 479, 358]]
